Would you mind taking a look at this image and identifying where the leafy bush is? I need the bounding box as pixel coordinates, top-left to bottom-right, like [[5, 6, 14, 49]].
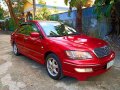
[[7, 18, 18, 31], [0, 7, 4, 19]]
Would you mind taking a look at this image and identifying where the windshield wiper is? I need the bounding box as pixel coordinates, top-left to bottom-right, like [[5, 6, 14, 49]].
[[48, 35, 62, 37], [68, 33, 80, 36]]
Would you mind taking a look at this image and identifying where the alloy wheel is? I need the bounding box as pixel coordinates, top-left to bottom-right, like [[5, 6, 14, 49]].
[[47, 58, 59, 77]]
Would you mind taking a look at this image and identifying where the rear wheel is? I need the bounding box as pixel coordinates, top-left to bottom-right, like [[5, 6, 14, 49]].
[[46, 54, 63, 80], [13, 43, 20, 56]]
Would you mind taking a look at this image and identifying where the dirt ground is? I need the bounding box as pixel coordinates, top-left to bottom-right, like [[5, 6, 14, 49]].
[[0, 32, 120, 90]]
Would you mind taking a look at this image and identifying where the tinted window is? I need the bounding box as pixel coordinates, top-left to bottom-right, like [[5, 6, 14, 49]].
[[18, 24, 39, 35], [39, 22, 79, 37]]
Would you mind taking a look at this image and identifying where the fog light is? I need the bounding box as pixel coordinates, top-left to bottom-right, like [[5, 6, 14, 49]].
[[75, 68, 93, 72]]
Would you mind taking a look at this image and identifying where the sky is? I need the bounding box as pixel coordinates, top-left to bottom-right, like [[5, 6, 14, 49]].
[[0, 0, 68, 10], [0, 0, 95, 10], [0, 0, 7, 10], [43, 0, 68, 7]]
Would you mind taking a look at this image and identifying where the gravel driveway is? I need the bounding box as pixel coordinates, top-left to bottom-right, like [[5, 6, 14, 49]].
[[0, 32, 120, 90]]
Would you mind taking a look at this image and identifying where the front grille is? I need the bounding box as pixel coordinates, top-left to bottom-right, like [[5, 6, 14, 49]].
[[94, 45, 111, 58]]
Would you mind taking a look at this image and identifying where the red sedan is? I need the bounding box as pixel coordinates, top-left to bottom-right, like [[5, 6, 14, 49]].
[[11, 21, 115, 80]]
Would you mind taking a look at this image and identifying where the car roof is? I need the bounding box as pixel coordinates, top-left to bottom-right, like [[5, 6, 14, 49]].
[[28, 20, 60, 23], [20, 20, 62, 27]]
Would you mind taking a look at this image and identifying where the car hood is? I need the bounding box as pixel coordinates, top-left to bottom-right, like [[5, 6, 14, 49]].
[[48, 34, 108, 50]]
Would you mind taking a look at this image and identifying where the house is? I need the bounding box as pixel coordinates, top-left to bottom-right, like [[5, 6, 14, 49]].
[[23, 0, 69, 16], [24, 1, 33, 13]]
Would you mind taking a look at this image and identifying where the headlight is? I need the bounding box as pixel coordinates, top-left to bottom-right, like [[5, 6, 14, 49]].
[[66, 51, 92, 60]]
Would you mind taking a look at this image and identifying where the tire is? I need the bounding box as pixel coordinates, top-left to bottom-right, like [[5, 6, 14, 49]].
[[13, 43, 20, 56], [46, 53, 63, 80]]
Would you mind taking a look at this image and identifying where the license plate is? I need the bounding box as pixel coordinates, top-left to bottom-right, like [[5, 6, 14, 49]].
[[107, 60, 114, 69]]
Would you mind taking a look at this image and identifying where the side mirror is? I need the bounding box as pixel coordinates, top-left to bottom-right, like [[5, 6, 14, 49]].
[[30, 32, 40, 38]]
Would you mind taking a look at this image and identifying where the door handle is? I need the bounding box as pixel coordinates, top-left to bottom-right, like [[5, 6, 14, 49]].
[[15, 35, 18, 37], [24, 37, 34, 41], [24, 38, 28, 41]]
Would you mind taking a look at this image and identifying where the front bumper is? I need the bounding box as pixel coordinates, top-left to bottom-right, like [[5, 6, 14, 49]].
[[62, 51, 115, 80]]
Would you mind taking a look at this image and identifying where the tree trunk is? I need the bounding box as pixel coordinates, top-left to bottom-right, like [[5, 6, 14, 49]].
[[5, 0, 19, 25], [33, 0, 36, 20], [76, 2, 82, 33]]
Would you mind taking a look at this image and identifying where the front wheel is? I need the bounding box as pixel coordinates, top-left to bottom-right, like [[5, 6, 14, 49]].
[[46, 54, 63, 80]]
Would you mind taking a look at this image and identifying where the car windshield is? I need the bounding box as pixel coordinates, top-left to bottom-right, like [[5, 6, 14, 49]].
[[39, 22, 80, 37]]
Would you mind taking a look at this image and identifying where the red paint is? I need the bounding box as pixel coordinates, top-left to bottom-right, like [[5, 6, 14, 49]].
[[11, 20, 115, 80]]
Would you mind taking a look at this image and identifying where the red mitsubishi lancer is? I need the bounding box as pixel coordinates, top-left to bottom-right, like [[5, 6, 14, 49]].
[[11, 21, 115, 80]]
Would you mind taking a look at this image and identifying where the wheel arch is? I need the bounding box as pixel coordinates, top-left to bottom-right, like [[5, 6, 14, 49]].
[[44, 51, 55, 61], [44, 48, 65, 63]]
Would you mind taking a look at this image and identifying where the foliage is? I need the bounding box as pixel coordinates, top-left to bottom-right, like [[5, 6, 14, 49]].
[[8, 18, 18, 31], [93, 0, 120, 37], [65, 0, 88, 6], [13, 2, 24, 15], [4, 0, 27, 30], [64, 0, 91, 10], [11, 0, 25, 16], [0, 7, 4, 19], [94, 0, 118, 18], [38, 0, 46, 5], [4, 0, 20, 25], [5, 0, 27, 19], [35, 5, 51, 20], [35, 0, 51, 20], [64, 0, 118, 18], [53, 6, 59, 14]]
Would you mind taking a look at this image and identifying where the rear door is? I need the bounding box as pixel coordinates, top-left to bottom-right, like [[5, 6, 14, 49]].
[[15, 25, 26, 54]]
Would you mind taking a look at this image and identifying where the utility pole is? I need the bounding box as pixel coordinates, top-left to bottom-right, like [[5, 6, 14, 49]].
[[33, 0, 36, 20]]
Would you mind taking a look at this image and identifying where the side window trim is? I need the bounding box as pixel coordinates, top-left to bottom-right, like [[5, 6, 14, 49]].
[[17, 22, 44, 38]]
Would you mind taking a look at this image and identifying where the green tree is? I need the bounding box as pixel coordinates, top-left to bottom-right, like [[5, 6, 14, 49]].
[[13, 1, 24, 16], [94, 0, 117, 17], [0, 7, 4, 19], [38, 0, 46, 4], [4, 0, 27, 25], [4, 0, 19, 25], [94, 0, 120, 36], [35, 0, 51, 20], [2, 0, 27, 31]]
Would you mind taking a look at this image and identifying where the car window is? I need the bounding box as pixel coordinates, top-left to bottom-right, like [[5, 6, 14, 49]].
[[18, 23, 39, 35], [39, 22, 79, 37]]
